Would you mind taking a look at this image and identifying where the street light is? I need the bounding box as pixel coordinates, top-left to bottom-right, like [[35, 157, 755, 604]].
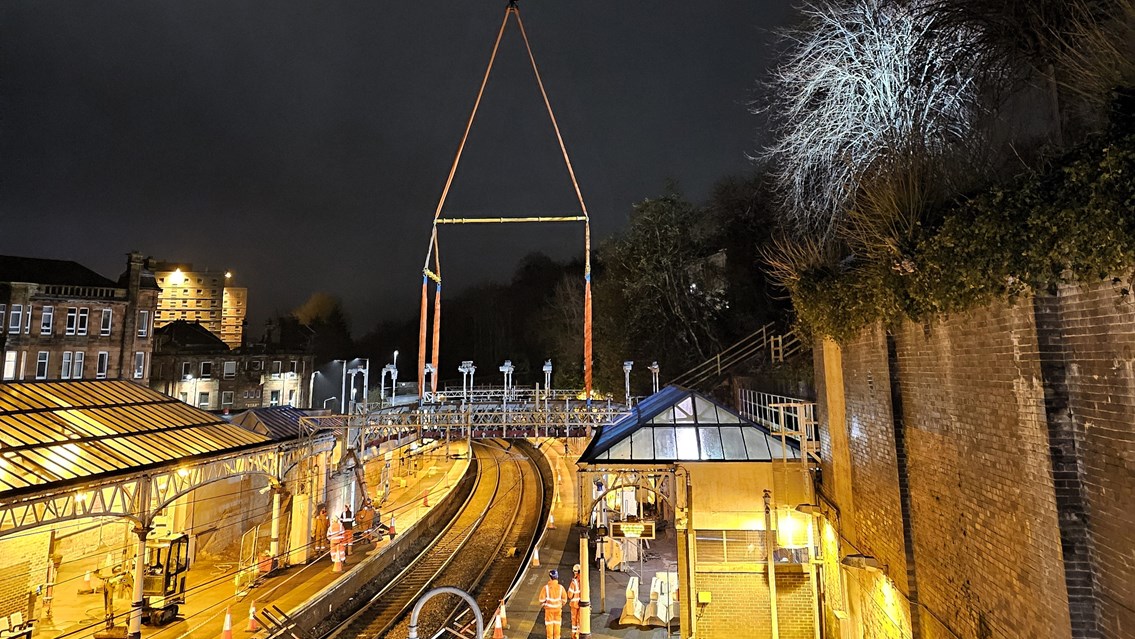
[[499, 360, 514, 415], [323, 396, 338, 409], [623, 361, 634, 407], [648, 361, 660, 394], [335, 359, 347, 414], [542, 359, 553, 412], [459, 361, 475, 402]]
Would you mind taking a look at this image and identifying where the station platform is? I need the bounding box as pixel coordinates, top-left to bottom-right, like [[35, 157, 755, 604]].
[[38, 443, 468, 639], [505, 440, 680, 639]]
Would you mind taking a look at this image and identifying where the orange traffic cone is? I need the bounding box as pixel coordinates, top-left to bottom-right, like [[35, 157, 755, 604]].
[[248, 602, 260, 632], [548, 513, 556, 529], [221, 607, 233, 639], [531, 547, 540, 567], [388, 515, 396, 539], [499, 601, 508, 628], [492, 611, 505, 639], [79, 570, 94, 594]]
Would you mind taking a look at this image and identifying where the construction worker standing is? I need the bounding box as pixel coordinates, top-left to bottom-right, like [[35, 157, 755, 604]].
[[539, 569, 569, 639], [567, 564, 582, 639]]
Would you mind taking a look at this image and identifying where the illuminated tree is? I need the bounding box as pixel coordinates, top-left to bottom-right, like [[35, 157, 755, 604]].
[[764, 0, 988, 239]]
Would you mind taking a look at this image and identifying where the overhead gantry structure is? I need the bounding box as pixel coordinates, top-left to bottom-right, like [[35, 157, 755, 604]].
[[417, 1, 594, 402]]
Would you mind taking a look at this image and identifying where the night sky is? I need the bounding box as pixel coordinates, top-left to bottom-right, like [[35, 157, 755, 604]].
[[0, 1, 793, 334]]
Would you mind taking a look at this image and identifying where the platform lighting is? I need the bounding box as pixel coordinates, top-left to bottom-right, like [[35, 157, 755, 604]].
[[623, 361, 634, 407], [323, 397, 338, 409], [648, 361, 660, 394], [499, 360, 515, 399]]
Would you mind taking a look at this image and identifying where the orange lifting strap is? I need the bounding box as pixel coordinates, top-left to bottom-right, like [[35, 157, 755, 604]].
[[417, 1, 594, 401]]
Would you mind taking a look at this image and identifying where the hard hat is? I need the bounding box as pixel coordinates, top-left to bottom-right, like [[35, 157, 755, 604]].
[[573, 564, 581, 572], [549, 569, 559, 579]]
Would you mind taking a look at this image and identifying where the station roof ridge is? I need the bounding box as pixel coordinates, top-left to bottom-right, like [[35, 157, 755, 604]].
[[0, 380, 271, 498], [578, 384, 801, 464]]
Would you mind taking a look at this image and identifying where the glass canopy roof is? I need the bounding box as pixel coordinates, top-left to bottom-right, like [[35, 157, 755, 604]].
[[579, 385, 800, 464], [0, 380, 270, 495]]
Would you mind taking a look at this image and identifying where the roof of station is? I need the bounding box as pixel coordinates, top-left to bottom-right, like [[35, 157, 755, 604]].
[[230, 406, 311, 440], [0, 380, 271, 497], [578, 385, 800, 465]]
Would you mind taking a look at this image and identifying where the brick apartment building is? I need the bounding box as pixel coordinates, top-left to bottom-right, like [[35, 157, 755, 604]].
[[0, 252, 159, 383], [149, 319, 314, 411]]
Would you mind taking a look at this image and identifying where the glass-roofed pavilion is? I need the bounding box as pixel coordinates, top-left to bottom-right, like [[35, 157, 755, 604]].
[[578, 385, 801, 464]]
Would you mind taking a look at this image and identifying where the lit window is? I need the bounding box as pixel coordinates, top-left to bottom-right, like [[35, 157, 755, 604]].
[[100, 309, 112, 336], [73, 351, 85, 379], [40, 306, 54, 335], [35, 351, 49, 380], [2, 351, 16, 380], [61, 351, 73, 379], [133, 352, 145, 379], [10, 304, 23, 333], [96, 352, 109, 379]]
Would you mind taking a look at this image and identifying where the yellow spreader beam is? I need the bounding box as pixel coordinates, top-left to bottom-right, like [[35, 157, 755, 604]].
[[435, 215, 587, 224]]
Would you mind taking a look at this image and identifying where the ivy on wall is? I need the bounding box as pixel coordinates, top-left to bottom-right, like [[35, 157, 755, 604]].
[[788, 133, 1135, 342]]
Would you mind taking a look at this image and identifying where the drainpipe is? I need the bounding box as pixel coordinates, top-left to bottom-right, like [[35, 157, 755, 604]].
[[765, 489, 779, 639]]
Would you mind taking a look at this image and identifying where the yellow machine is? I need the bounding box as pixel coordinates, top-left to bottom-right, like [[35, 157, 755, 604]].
[[142, 532, 189, 625]]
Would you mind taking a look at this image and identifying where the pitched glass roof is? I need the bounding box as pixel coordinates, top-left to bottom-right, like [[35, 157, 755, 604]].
[[0, 381, 270, 496], [579, 385, 800, 464]]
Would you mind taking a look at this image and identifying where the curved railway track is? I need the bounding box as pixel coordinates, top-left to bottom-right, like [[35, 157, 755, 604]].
[[324, 440, 544, 639]]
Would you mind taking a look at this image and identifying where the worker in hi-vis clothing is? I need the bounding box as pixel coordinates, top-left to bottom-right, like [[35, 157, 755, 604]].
[[567, 564, 582, 639], [539, 569, 569, 639]]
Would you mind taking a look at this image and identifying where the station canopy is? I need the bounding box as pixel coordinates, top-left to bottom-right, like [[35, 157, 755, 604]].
[[0, 380, 270, 496], [579, 385, 800, 464]]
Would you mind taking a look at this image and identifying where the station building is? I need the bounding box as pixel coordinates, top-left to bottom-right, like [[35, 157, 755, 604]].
[[576, 386, 819, 639]]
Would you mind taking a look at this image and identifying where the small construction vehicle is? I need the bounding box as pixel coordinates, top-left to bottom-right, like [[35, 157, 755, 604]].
[[141, 532, 190, 625]]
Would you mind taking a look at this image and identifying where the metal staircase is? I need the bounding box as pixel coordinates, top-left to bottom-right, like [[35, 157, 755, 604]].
[[669, 322, 806, 391]]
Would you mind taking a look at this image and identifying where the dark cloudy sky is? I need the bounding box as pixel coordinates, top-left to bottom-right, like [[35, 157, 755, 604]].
[[0, 1, 794, 334]]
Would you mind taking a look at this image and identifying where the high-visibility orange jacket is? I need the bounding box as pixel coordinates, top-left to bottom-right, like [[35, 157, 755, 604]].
[[328, 518, 345, 543], [568, 576, 581, 608], [540, 581, 568, 611]]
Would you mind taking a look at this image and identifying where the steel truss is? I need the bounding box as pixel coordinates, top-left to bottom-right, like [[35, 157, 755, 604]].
[[0, 434, 336, 539]]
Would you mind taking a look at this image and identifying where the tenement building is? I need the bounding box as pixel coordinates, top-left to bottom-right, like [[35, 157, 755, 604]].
[[151, 261, 248, 349], [0, 252, 159, 383], [149, 319, 313, 411]]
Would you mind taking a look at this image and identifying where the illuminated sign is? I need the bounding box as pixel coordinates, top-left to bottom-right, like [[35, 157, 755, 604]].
[[610, 521, 656, 540]]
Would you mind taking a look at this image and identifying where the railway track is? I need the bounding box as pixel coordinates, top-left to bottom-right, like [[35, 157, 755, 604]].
[[323, 439, 544, 639]]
